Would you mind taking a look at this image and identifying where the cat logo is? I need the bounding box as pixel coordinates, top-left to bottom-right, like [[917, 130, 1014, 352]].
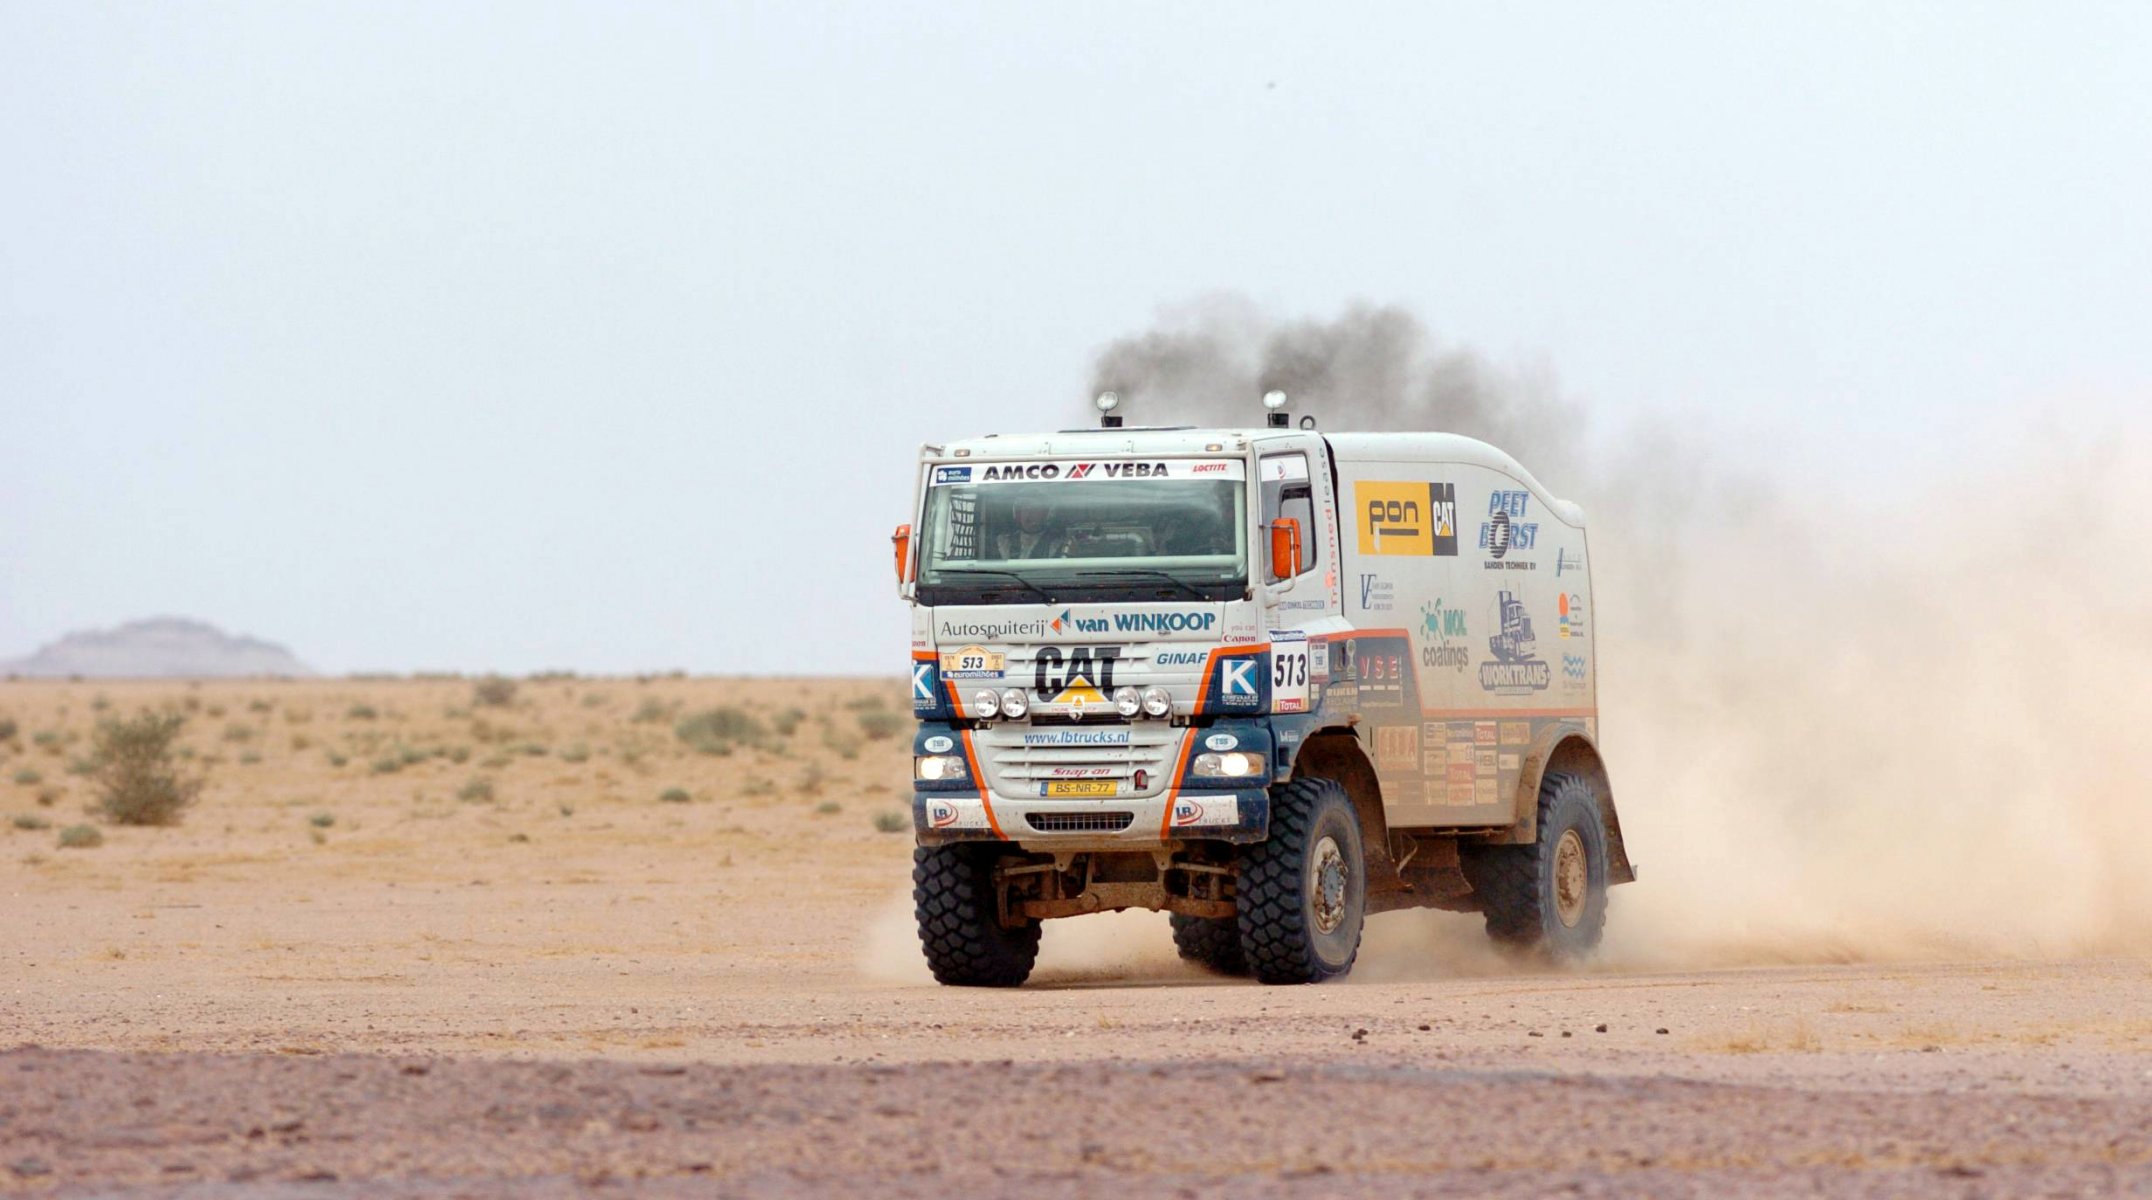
[[1355, 481, 1458, 557]]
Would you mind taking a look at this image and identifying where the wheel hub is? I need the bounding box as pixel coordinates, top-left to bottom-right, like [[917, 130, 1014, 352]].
[[1311, 834, 1349, 934], [1553, 828, 1588, 928]]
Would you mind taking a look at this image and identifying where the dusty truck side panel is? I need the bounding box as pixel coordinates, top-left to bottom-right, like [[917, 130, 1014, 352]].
[[1318, 434, 1623, 859]]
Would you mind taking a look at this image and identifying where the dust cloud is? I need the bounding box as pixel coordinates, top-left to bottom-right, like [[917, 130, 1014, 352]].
[[1096, 298, 2152, 970], [867, 301, 2150, 983]]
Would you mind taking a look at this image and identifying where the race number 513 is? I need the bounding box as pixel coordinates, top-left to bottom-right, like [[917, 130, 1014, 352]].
[[1269, 633, 1310, 714]]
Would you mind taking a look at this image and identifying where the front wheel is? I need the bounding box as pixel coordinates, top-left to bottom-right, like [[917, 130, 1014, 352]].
[[1170, 913, 1248, 975], [1235, 778, 1365, 984], [913, 844, 1040, 987]]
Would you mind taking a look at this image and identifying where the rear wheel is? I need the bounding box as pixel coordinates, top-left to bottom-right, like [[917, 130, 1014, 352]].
[[1461, 772, 1609, 961], [1170, 913, 1248, 975], [913, 844, 1039, 987], [1235, 778, 1364, 984]]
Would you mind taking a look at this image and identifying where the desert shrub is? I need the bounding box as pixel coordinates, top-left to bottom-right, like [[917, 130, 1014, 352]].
[[223, 723, 254, 743], [770, 707, 807, 738], [658, 786, 692, 804], [346, 704, 378, 721], [32, 730, 65, 750], [821, 728, 861, 760], [247, 698, 273, 714], [308, 811, 335, 828], [855, 709, 907, 740], [447, 745, 470, 764], [0, 717, 17, 742], [472, 677, 519, 708], [457, 776, 496, 804], [813, 799, 842, 815], [515, 742, 549, 757], [370, 756, 403, 775], [65, 756, 96, 776], [797, 761, 829, 794], [560, 743, 590, 763], [13, 768, 40, 786], [36, 788, 60, 806], [326, 752, 348, 768], [631, 697, 676, 724], [90, 695, 111, 711], [87, 711, 204, 827], [12, 814, 50, 831], [57, 823, 103, 849], [675, 707, 765, 756], [238, 751, 262, 765], [872, 810, 908, 833]]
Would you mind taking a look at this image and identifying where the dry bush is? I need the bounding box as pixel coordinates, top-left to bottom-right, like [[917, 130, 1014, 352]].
[[58, 823, 103, 849], [855, 709, 907, 740], [472, 677, 519, 708], [0, 717, 17, 742], [675, 707, 766, 756], [88, 711, 205, 826]]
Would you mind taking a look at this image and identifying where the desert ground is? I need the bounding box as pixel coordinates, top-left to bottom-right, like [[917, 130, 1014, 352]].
[[3, 678, 2148, 1197]]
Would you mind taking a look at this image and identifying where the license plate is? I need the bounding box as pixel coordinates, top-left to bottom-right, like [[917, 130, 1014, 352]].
[[1043, 780, 1118, 798]]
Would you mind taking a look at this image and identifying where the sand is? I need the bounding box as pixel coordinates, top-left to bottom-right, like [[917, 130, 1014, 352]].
[[3, 678, 2149, 1196]]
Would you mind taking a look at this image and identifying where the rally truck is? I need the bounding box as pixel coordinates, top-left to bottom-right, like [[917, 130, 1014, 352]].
[[892, 391, 1634, 986]]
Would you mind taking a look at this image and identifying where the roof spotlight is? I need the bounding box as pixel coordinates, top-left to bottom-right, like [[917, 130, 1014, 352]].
[[1263, 389, 1290, 428], [1096, 390, 1123, 429]]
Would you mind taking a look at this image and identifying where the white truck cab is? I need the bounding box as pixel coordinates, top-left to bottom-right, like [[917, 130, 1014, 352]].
[[895, 397, 1634, 985]]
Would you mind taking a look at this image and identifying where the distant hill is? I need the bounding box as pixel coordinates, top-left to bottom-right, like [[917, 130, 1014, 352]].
[[1, 617, 315, 678]]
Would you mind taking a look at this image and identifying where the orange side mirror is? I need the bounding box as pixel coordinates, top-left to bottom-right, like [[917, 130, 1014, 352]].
[[891, 523, 913, 585], [1269, 517, 1302, 582]]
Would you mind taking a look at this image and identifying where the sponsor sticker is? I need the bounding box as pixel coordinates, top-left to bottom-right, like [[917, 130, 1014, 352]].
[[1044, 765, 1116, 778], [1447, 762, 1478, 788], [954, 460, 1247, 483], [1204, 733, 1238, 752], [939, 645, 1006, 680], [1498, 752, 1520, 772], [1558, 593, 1587, 640], [1478, 490, 1540, 562], [1476, 749, 1497, 775], [1423, 745, 1449, 774], [926, 798, 990, 830], [1500, 721, 1531, 746], [1475, 722, 1498, 745], [1447, 783, 1478, 806], [1418, 599, 1469, 675], [1221, 658, 1258, 699], [1355, 574, 1396, 612], [1269, 630, 1310, 714], [1020, 728, 1133, 748], [1376, 725, 1419, 770], [922, 735, 954, 754], [931, 465, 973, 485], [1474, 778, 1498, 805], [912, 661, 937, 703], [1355, 481, 1460, 557], [1479, 590, 1552, 695], [1170, 796, 1241, 828], [1556, 548, 1585, 576], [1261, 456, 1310, 482]]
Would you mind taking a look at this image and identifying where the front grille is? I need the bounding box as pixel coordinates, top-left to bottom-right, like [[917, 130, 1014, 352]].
[[1025, 811, 1135, 833]]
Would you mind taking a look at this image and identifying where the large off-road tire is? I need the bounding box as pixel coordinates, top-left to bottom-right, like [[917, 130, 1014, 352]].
[[1461, 771, 1609, 961], [913, 844, 1040, 987], [1235, 778, 1365, 984], [1170, 913, 1248, 975]]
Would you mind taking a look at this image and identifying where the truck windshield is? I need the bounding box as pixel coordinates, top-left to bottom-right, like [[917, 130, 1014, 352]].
[[915, 461, 1248, 605]]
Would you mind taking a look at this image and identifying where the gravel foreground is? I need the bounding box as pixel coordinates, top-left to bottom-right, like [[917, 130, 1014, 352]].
[[5, 1046, 2150, 1199]]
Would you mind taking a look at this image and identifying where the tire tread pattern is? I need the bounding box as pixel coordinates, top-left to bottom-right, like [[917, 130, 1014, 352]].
[[1461, 771, 1606, 957], [913, 844, 1040, 987], [1170, 913, 1247, 975], [1236, 778, 1358, 984]]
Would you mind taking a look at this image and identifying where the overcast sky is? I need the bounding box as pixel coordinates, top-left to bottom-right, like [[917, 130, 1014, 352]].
[[5, 3, 2148, 673]]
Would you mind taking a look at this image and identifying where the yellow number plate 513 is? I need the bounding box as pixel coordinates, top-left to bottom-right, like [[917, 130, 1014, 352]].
[[1043, 781, 1117, 798]]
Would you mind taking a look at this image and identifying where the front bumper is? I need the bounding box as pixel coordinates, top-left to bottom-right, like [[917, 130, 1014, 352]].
[[912, 719, 1275, 845]]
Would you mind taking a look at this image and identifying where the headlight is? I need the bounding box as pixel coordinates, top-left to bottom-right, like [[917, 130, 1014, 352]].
[[1112, 686, 1142, 718], [1192, 751, 1264, 778], [998, 687, 1030, 719], [914, 754, 966, 781], [1140, 686, 1172, 718], [971, 689, 1003, 718]]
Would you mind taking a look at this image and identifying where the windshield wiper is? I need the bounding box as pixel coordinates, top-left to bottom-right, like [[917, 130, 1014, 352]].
[[936, 569, 1057, 605], [1071, 568, 1215, 602]]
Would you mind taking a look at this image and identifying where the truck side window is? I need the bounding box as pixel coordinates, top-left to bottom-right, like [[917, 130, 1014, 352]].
[[1261, 454, 1318, 576]]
